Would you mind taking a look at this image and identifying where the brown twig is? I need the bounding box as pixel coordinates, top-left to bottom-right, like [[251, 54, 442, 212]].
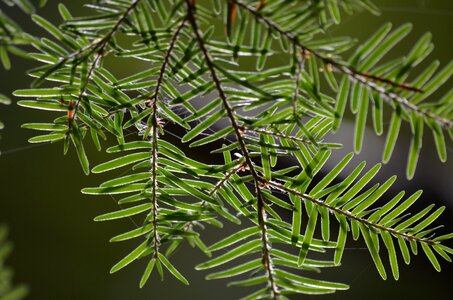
[[209, 160, 247, 196]]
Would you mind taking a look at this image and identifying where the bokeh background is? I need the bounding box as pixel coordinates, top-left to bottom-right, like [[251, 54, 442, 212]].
[[0, 0, 452, 299]]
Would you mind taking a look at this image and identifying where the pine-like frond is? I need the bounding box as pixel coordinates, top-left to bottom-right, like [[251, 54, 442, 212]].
[[82, 139, 242, 287], [266, 152, 452, 279], [334, 23, 453, 179], [197, 146, 452, 298], [9, 0, 453, 298]]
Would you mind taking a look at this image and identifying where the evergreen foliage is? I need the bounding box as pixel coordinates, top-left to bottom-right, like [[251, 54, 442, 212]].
[[1, 0, 453, 299], [0, 226, 28, 300]]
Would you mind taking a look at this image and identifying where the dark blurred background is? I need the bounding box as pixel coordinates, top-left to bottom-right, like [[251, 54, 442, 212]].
[[0, 0, 452, 299]]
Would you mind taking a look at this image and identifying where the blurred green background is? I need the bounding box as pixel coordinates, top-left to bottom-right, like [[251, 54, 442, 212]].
[[0, 0, 452, 299]]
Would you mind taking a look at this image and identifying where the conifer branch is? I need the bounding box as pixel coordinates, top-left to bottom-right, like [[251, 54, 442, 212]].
[[267, 180, 437, 246], [235, 0, 453, 130], [235, 0, 419, 92], [147, 18, 187, 256], [9, 0, 453, 296], [70, 0, 144, 128], [344, 68, 453, 129], [186, 1, 279, 298]]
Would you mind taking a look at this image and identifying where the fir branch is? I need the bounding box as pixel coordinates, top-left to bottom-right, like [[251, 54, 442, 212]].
[[9, 0, 453, 296], [150, 20, 186, 254], [148, 18, 187, 256], [267, 180, 437, 246], [343, 68, 453, 129], [235, 0, 419, 92], [186, 1, 279, 298], [70, 0, 144, 127], [70, 52, 100, 129], [235, 0, 453, 130]]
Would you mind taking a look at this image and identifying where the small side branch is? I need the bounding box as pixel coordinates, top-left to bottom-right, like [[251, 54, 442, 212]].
[[70, 0, 144, 127], [210, 160, 247, 196], [267, 180, 437, 246], [342, 67, 453, 129], [292, 46, 304, 117], [235, 1, 419, 92], [244, 127, 316, 146], [235, 1, 453, 130], [152, 19, 187, 101], [150, 100, 160, 256], [148, 18, 187, 257]]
